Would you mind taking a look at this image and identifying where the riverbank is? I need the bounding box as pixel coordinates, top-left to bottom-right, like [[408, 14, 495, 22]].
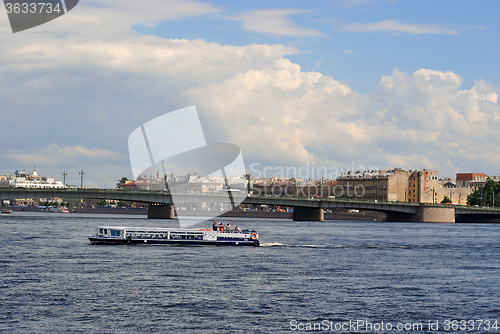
[[220, 210, 386, 221], [3, 206, 386, 221]]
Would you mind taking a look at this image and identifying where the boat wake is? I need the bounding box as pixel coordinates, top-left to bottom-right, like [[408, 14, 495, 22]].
[[260, 242, 287, 247], [260, 243, 340, 248]]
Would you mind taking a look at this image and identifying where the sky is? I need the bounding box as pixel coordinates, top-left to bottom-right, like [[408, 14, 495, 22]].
[[0, 0, 499, 188]]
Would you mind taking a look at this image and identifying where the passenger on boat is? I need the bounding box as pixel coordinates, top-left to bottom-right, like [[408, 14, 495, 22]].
[[225, 223, 231, 232], [234, 226, 241, 233], [218, 223, 224, 233], [212, 222, 217, 231]]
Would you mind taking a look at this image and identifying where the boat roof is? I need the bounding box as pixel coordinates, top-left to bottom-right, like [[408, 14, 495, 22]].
[[94, 226, 210, 231], [93, 226, 256, 233]]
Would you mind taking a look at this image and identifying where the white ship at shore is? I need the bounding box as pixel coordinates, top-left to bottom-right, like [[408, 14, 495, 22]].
[[0, 169, 65, 189]]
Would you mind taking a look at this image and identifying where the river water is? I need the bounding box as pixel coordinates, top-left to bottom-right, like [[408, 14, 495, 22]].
[[0, 212, 499, 333]]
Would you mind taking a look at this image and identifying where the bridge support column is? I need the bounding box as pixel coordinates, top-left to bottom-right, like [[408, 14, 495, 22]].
[[293, 207, 324, 222], [148, 204, 175, 219], [386, 206, 455, 223]]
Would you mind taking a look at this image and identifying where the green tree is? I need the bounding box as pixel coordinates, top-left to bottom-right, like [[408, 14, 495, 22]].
[[97, 200, 108, 207], [467, 179, 500, 207], [117, 200, 129, 208], [441, 196, 451, 204], [116, 177, 129, 189], [42, 201, 59, 207]]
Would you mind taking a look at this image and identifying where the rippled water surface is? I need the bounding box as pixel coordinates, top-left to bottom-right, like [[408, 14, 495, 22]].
[[1, 212, 499, 333]]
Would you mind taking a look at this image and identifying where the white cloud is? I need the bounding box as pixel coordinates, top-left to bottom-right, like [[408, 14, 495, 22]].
[[1, 144, 129, 188], [229, 9, 323, 36], [3, 144, 126, 166], [0, 0, 221, 38], [188, 65, 499, 177], [338, 19, 471, 35], [371, 69, 500, 173], [89, 0, 221, 21]]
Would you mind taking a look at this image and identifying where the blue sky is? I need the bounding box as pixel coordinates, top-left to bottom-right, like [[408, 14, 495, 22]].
[[0, 0, 499, 187]]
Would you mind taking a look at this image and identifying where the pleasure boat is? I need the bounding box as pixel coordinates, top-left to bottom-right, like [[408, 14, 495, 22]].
[[88, 226, 260, 246], [1, 208, 12, 214]]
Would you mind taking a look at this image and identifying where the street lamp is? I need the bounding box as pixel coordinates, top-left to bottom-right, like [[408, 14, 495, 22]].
[[79, 169, 84, 189], [320, 177, 324, 198]]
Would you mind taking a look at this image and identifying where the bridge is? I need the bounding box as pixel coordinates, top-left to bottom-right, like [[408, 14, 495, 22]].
[[1, 188, 499, 223]]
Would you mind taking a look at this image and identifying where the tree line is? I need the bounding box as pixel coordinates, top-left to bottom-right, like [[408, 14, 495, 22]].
[[467, 179, 500, 207]]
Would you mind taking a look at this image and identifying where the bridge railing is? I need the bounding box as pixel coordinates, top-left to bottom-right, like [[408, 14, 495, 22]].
[[246, 194, 423, 206], [1, 188, 500, 211]]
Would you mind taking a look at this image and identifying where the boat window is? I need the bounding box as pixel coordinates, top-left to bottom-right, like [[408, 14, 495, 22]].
[[110, 229, 121, 237], [170, 233, 188, 240], [170, 233, 203, 240], [122, 231, 201, 240]]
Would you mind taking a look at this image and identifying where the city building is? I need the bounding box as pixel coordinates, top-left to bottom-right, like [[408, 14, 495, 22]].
[[408, 170, 473, 204], [456, 173, 486, 188], [336, 168, 409, 201], [437, 187, 471, 205], [335, 168, 473, 204], [408, 169, 440, 203], [441, 181, 456, 188], [119, 173, 229, 193]]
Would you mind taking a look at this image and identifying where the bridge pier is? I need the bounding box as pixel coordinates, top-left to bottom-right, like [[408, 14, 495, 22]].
[[293, 207, 324, 222], [148, 204, 175, 219], [386, 206, 455, 223]]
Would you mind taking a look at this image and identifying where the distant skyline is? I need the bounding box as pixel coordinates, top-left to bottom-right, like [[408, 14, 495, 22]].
[[0, 0, 499, 188]]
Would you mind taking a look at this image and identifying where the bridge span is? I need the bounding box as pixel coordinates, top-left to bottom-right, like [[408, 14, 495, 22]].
[[1, 189, 499, 223]]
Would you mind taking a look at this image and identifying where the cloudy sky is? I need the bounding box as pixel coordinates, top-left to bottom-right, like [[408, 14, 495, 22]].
[[0, 0, 498, 187]]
